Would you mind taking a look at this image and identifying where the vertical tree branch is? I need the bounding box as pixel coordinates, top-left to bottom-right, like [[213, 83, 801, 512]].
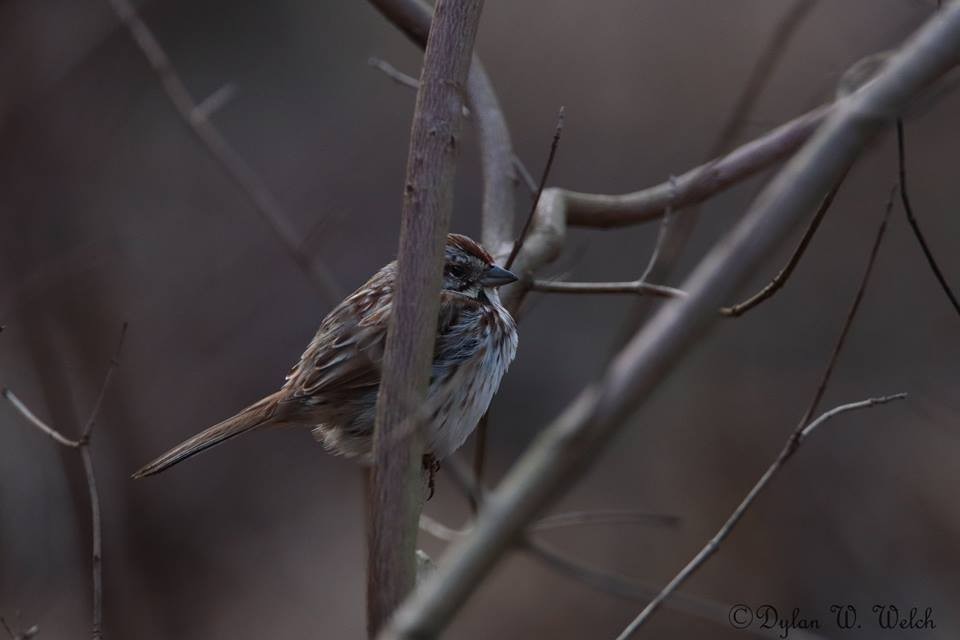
[[378, 7, 960, 637], [367, 0, 485, 636], [367, 0, 518, 257]]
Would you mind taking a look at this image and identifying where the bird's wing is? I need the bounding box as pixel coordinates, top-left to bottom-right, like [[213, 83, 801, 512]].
[[285, 274, 489, 400], [285, 268, 394, 399]]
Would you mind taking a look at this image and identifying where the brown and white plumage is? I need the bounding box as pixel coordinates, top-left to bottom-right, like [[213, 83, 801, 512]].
[[133, 234, 517, 478]]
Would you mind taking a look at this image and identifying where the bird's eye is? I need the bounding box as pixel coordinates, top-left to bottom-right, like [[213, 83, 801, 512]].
[[448, 264, 468, 279]]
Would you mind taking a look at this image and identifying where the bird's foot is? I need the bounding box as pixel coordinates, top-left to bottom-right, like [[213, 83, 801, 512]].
[[423, 454, 440, 500]]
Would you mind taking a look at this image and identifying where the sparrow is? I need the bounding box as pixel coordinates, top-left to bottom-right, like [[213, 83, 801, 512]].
[[133, 233, 518, 479]]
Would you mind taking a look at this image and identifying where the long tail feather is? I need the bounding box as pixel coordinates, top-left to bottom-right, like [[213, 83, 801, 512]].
[[132, 392, 282, 478]]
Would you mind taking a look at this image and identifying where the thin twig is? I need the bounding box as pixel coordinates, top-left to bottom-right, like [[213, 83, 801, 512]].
[[0, 616, 37, 640], [629, 0, 820, 326], [368, 57, 420, 90], [513, 156, 539, 197], [896, 118, 960, 317], [80, 445, 103, 640], [530, 509, 679, 532], [81, 323, 127, 441], [2, 389, 81, 447], [505, 107, 565, 270], [105, 0, 341, 304], [366, 54, 538, 203], [638, 179, 677, 284], [380, 10, 960, 636], [3, 323, 127, 640], [721, 169, 848, 317], [617, 188, 899, 636], [420, 509, 678, 542], [798, 184, 897, 426], [470, 108, 564, 497], [191, 83, 237, 122], [710, 0, 820, 159], [523, 543, 827, 640], [530, 280, 687, 299], [437, 460, 810, 640], [614, 394, 906, 640], [499, 103, 834, 313]]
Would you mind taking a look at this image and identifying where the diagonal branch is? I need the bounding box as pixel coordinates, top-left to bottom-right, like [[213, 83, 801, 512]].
[[616, 394, 906, 640], [435, 458, 820, 640], [105, 0, 341, 304], [505, 107, 565, 270], [625, 0, 820, 337], [2, 389, 81, 447], [618, 185, 898, 635], [721, 167, 848, 317], [378, 8, 960, 637]]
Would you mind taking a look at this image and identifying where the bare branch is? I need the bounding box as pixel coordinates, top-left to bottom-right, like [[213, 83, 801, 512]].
[[0, 616, 38, 640], [711, 0, 821, 158], [564, 105, 831, 230], [896, 118, 960, 317], [3, 323, 127, 640], [420, 509, 678, 542], [615, 394, 906, 640], [105, 0, 341, 304], [721, 170, 847, 317], [367, 0, 518, 256], [80, 444, 103, 640], [432, 460, 807, 640], [191, 83, 238, 122], [500, 103, 833, 312], [2, 389, 81, 448], [367, 0, 484, 635], [531, 279, 687, 300], [629, 0, 820, 331], [81, 322, 128, 441], [512, 156, 539, 197], [368, 57, 420, 90], [530, 509, 679, 532], [366, 49, 541, 248], [505, 107, 565, 270], [523, 543, 828, 640], [800, 184, 898, 426], [618, 186, 900, 634], [379, 9, 960, 637]]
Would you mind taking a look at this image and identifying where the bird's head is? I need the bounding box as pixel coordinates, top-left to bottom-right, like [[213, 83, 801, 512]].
[[443, 233, 517, 300]]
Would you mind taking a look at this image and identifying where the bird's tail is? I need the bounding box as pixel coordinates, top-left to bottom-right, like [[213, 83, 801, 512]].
[[132, 392, 283, 479]]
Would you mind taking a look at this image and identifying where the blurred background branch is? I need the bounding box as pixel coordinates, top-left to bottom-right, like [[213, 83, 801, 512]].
[[105, 0, 341, 304]]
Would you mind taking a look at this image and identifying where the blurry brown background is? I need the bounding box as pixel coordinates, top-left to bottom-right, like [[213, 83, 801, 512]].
[[2, 0, 958, 638]]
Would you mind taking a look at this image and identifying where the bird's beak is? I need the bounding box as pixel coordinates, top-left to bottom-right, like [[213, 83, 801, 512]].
[[480, 264, 518, 287]]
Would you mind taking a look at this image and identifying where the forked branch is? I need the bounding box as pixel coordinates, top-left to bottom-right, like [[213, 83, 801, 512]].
[[2, 322, 127, 640]]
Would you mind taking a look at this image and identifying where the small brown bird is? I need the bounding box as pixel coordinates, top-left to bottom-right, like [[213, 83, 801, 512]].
[[133, 233, 518, 478]]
